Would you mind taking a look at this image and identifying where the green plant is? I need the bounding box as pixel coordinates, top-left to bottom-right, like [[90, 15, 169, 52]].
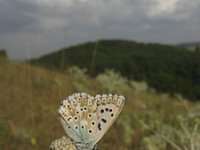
[[96, 70, 129, 94], [117, 111, 135, 146], [67, 66, 90, 92]]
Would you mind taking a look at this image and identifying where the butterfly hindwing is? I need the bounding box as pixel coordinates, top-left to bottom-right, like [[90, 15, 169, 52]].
[[58, 93, 125, 150]]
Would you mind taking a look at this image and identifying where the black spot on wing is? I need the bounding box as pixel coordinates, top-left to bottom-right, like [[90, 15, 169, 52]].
[[98, 123, 101, 130], [89, 130, 92, 134], [100, 109, 104, 113], [101, 118, 107, 123], [88, 113, 92, 118]]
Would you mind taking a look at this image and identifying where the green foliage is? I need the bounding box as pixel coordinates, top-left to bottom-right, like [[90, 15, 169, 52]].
[[153, 115, 200, 150], [96, 69, 149, 95], [67, 66, 92, 92], [30, 39, 200, 100], [96, 70, 130, 94], [117, 111, 135, 146], [1, 61, 200, 150], [0, 120, 11, 148], [0, 120, 35, 149], [67, 66, 88, 78], [130, 80, 149, 93], [135, 101, 200, 150], [0, 49, 7, 58], [0, 49, 8, 64]]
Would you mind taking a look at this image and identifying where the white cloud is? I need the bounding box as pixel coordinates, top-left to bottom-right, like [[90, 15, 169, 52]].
[[148, 0, 179, 16], [147, 0, 200, 20]]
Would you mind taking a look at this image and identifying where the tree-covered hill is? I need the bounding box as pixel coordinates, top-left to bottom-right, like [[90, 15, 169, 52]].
[[30, 39, 200, 100]]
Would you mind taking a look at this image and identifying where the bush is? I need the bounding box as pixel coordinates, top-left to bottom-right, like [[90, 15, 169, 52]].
[[67, 66, 91, 92]]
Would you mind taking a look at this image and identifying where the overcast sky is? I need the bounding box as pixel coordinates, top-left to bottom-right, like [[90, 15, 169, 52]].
[[0, 0, 200, 59]]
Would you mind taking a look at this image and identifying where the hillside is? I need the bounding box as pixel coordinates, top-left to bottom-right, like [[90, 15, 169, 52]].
[[31, 39, 200, 100], [1, 59, 200, 149], [178, 41, 200, 47]]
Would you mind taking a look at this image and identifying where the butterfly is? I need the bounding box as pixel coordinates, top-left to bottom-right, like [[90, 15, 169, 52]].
[[50, 93, 125, 150]]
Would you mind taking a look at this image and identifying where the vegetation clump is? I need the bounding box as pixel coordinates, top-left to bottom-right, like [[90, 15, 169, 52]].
[[1, 61, 200, 149], [30, 40, 200, 100]]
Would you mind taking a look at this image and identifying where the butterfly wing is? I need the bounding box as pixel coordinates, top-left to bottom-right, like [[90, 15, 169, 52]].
[[93, 94, 125, 145], [58, 93, 125, 150], [59, 93, 99, 150]]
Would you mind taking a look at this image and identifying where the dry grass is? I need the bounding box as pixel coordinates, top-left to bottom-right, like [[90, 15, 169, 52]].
[[0, 61, 74, 149], [0, 60, 200, 150]]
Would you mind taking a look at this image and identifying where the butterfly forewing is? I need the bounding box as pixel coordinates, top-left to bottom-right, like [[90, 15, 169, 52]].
[[93, 94, 125, 145], [58, 93, 125, 150]]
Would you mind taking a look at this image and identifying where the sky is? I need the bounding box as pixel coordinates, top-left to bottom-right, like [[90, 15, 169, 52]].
[[0, 0, 200, 60]]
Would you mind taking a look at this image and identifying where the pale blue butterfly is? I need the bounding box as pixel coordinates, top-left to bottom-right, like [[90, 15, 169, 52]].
[[50, 93, 125, 150]]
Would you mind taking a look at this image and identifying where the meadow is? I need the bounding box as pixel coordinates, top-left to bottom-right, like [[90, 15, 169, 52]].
[[0, 57, 200, 150]]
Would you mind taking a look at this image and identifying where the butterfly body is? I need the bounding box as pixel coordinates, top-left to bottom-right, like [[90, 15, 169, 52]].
[[51, 93, 125, 150]]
